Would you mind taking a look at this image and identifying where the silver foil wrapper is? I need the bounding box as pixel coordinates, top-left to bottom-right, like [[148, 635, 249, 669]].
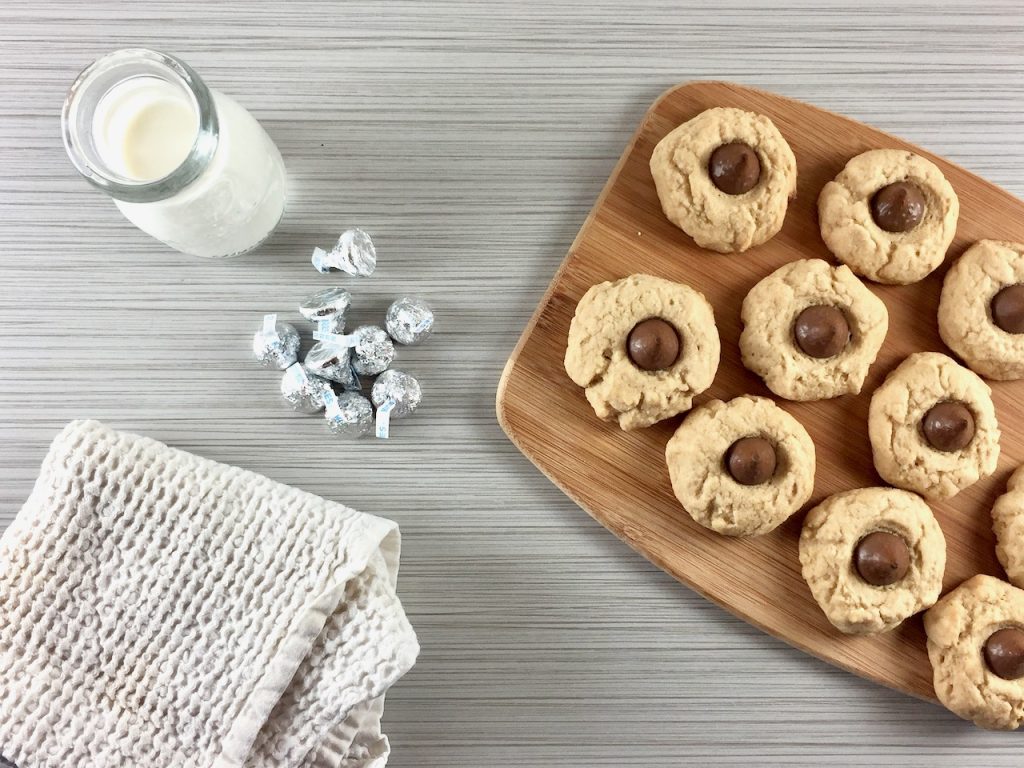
[[253, 313, 300, 370], [371, 370, 422, 417], [299, 287, 351, 328], [372, 369, 422, 438], [312, 325, 395, 377], [334, 228, 377, 276], [323, 389, 374, 438], [385, 296, 434, 346], [305, 342, 360, 390], [310, 229, 377, 276], [350, 325, 395, 376], [280, 363, 332, 414]]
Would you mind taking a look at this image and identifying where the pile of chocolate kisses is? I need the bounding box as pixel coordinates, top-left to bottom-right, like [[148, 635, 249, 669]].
[[251, 229, 433, 438]]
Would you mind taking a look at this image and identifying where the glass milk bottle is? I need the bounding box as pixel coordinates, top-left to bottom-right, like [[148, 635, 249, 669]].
[[61, 49, 287, 258]]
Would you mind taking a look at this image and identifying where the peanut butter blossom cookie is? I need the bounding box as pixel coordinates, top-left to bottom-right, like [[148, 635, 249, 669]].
[[868, 352, 999, 500], [992, 466, 1024, 590], [799, 487, 946, 634], [939, 240, 1024, 381], [739, 259, 888, 401], [925, 575, 1024, 730], [665, 396, 815, 537], [818, 149, 959, 284], [649, 107, 797, 253], [564, 273, 720, 430]]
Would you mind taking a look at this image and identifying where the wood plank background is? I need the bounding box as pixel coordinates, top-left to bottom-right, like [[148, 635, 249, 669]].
[[1, 2, 1023, 765]]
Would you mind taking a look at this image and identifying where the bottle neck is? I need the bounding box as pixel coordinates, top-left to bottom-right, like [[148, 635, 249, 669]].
[[61, 48, 219, 204]]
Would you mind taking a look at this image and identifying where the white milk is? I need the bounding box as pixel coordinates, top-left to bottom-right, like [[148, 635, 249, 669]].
[[93, 77, 198, 181], [64, 51, 287, 258]]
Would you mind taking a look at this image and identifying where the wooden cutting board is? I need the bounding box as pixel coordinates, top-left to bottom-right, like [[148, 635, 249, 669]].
[[496, 81, 1024, 703]]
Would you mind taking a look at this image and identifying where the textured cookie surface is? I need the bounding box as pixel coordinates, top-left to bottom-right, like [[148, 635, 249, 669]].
[[800, 487, 945, 634], [992, 465, 1024, 590], [925, 575, 1024, 730], [939, 240, 1024, 380], [665, 396, 815, 537], [564, 273, 720, 430], [818, 149, 959, 284], [649, 107, 797, 253], [868, 352, 999, 499], [739, 258, 888, 401]]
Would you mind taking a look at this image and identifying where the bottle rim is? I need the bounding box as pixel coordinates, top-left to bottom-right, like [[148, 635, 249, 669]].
[[61, 48, 219, 204]]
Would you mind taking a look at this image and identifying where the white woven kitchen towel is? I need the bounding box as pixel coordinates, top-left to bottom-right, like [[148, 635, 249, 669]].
[[0, 420, 419, 768]]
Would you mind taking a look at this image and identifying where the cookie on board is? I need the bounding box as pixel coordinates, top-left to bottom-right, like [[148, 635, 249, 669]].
[[991, 465, 1024, 589], [564, 273, 720, 430], [800, 487, 945, 634], [925, 575, 1024, 730], [818, 149, 958, 284], [665, 395, 815, 537], [739, 258, 888, 401], [939, 239, 1024, 381], [650, 107, 797, 253], [868, 352, 999, 500]]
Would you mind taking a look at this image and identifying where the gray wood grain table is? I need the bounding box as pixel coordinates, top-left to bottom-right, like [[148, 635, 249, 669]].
[[2, 1, 1023, 765]]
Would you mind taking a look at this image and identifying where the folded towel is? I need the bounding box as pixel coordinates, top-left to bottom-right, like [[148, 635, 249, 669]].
[[0, 421, 418, 768]]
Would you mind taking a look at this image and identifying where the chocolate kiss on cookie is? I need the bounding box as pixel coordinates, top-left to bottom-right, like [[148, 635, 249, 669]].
[[984, 627, 1024, 680], [726, 437, 777, 486], [627, 318, 680, 371], [854, 531, 911, 587], [871, 181, 926, 233], [921, 401, 975, 453], [793, 305, 850, 359], [991, 284, 1024, 334], [709, 142, 761, 195]]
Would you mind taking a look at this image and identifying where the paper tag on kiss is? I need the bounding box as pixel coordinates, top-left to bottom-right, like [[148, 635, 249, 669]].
[[375, 399, 396, 439], [314, 324, 358, 348], [262, 313, 279, 342]]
